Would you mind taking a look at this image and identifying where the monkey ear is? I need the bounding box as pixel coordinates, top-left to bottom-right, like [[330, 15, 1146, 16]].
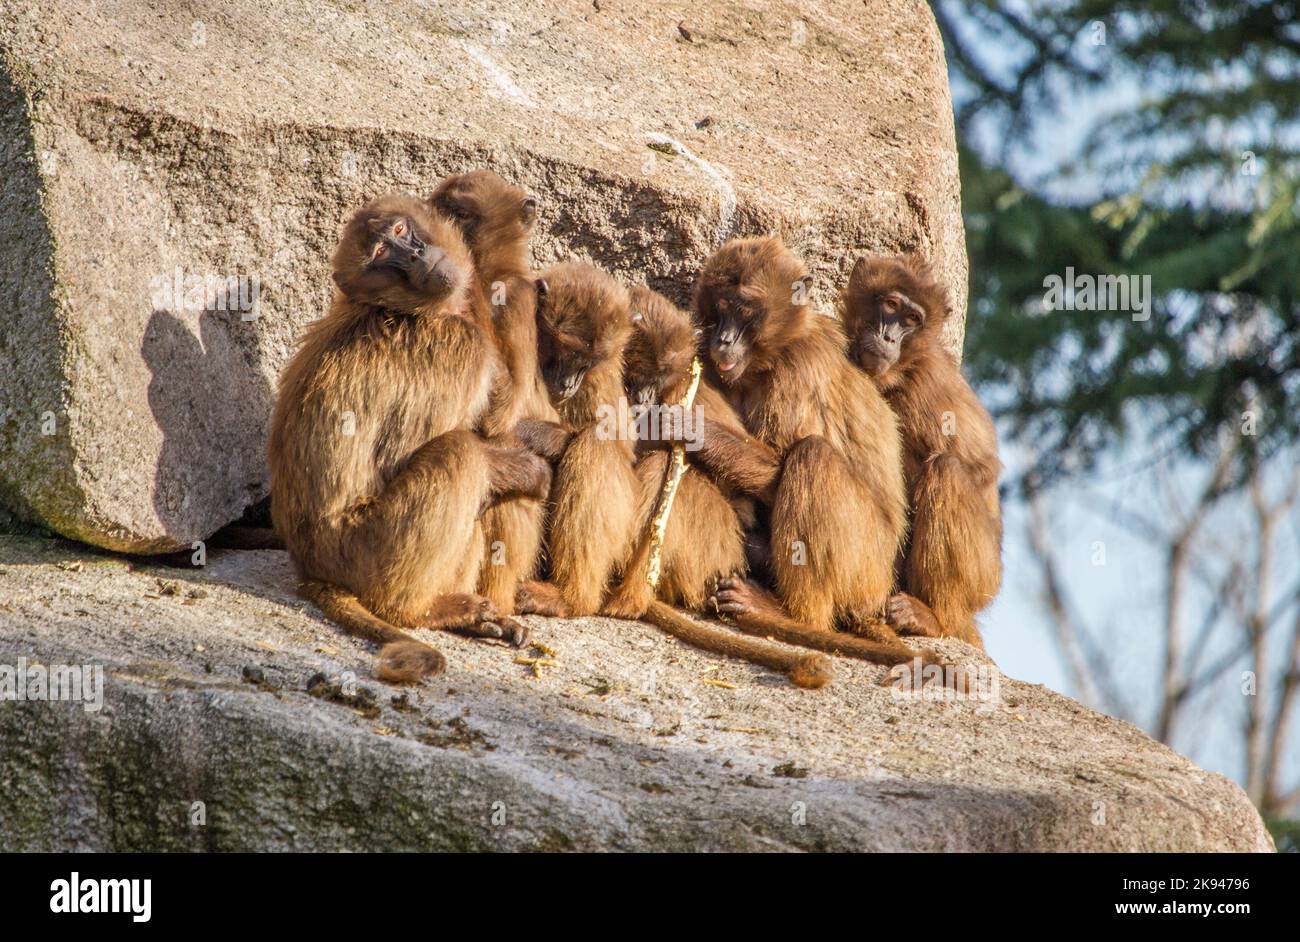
[[521, 196, 537, 225], [851, 256, 869, 280], [798, 272, 814, 298], [534, 277, 549, 299]]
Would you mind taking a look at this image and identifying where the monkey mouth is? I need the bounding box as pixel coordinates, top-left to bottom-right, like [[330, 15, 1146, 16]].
[[546, 369, 586, 402], [711, 355, 745, 381], [855, 346, 893, 376], [411, 264, 452, 297]]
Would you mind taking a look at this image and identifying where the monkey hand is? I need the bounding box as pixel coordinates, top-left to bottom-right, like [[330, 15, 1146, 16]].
[[513, 418, 573, 461], [639, 406, 700, 451], [486, 442, 553, 502]]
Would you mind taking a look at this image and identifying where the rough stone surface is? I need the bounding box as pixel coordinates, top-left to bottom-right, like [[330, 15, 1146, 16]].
[[0, 0, 967, 552], [0, 534, 1273, 852]]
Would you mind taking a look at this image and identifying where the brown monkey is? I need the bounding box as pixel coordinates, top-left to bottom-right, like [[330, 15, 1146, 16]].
[[429, 169, 555, 433], [269, 194, 550, 683], [603, 286, 751, 616], [540, 271, 832, 688], [841, 254, 1002, 649], [429, 170, 568, 618], [535, 261, 642, 616], [691, 236, 946, 673]]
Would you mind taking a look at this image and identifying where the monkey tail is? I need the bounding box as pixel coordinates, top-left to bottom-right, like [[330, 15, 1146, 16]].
[[643, 600, 833, 689], [727, 612, 969, 690], [299, 579, 447, 684]]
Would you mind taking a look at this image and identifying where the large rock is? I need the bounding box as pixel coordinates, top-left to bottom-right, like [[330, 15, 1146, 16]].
[[0, 0, 966, 552], [0, 534, 1273, 851]]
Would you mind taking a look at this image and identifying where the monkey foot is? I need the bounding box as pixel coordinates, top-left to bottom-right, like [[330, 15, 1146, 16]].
[[885, 593, 943, 638], [423, 593, 499, 630], [516, 581, 570, 618], [709, 575, 770, 618], [452, 616, 530, 648]]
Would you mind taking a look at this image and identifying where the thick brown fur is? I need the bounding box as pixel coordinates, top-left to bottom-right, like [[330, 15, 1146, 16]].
[[539, 277, 831, 687], [269, 194, 549, 682], [693, 236, 948, 674], [429, 170, 567, 618], [536, 261, 641, 616], [604, 286, 750, 616], [842, 254, 1002, 649]]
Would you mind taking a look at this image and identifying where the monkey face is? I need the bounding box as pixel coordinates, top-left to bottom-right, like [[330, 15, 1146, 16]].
[[541, 343, 598, 402], [697, 237, 813, 386], [332, 195, 469, 311], [853, 290, 925, 375], [535, 262, 632, 405], [429, 170, 537, 248], [625, 288, 698, 405], [705, 291, 761, 383], [843, 254, 946, 379]]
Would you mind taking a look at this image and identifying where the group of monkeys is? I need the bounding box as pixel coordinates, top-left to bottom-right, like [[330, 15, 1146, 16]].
[[267, 170, 1002, 691]]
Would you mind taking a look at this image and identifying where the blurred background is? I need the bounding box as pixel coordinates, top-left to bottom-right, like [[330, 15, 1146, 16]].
[[933, 0, 1299, 848]]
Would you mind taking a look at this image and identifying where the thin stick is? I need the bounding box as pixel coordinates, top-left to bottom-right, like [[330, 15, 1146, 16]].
[[646, 357, 703, 590]]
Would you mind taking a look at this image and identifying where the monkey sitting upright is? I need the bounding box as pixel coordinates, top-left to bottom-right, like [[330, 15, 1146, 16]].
[[269, 194, 551, 683], [688, 236, 950, 674], [534, 261, 642, 616], [841, 254, 1002, 650], [429, 169, 568, 618], [539, 269, 832, 687], [602, 286, 753, 617]]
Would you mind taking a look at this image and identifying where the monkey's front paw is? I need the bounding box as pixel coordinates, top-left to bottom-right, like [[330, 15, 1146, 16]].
[[886, 593, 941, 638], [520, 452, 553, 500], [514, 419, 571, 461], [487, 445, 553, 502]]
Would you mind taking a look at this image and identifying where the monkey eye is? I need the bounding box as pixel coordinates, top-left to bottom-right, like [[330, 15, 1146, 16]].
[[373, 243, 389, 260], [392, 221, 406, 237], [881, 295, 900, 315]]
